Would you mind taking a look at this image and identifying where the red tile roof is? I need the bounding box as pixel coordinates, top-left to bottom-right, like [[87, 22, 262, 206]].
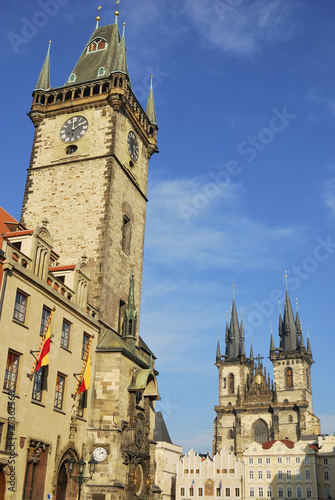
[[49, 265, 76, 272], [3, 230, 34, 238], [262, 439, 295, 450]]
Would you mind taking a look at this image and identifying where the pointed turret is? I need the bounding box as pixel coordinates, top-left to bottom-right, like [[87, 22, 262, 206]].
[[225, 287, 246, 359], [306, 329, 312, 355], [35, 41, 51, 91], [112, 23, 129, 76], [281, 289, 299, 352], [146, 76, 157, 125], [270, 331, 275, 352], [239, 314, 245, 357], [122, 265, 137, 346], [216, 332, 221, 365], [249, 337, 254, 361]]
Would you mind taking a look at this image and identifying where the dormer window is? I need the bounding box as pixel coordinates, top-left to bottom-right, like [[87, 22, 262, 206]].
[[87, 38, 107, 53], [97, 67, 106, 77], [68, 73, 77, 83]]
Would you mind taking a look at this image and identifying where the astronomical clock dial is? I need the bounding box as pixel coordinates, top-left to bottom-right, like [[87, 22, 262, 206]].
[[128, 130, 139, 162], [60, 116, 88, 143], [92, 446, 107, 462], [135, 418, 144, 449], [133, 464, 144, 496]]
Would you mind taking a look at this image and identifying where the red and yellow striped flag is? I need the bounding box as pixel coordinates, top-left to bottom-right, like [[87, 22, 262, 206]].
[[79, 348, 91, 393], [29, 308, 54, 379], [73, 337, 92, 398]]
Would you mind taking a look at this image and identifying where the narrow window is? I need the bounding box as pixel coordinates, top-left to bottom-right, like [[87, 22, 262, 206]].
[[266, 470, 271, 479], [278, 487, 284, 498], [216, 488, 221, 497], [122, 215, 132, 255], [189, 487, 194, 497], [61, 320, 71, 349], [305, 469, 311, 479], [77, 391, 86, 418], [323, 458, 329, 465], [324, 470, 330, 480], [229, 373, 234, 394], [249, 470, 254, 479], [306, 487, 312, 498], [267, 487, 272, 498], [287, 470, 292, 479], [235, 488, 240, 497], [297, 487, 302, 498], [248, 458, 254, 464], [13, 290, 27, 323], [286, 367, 293, 387], [225, 488, 230, 497], [258, 457, 263, 464], [258, 470, 263, 479], [32, 368, 44, 402], [3, 351, 19, 392], [296, 457, 301, 464], [296, 468, 301, 479], [198, 488, 203, 497], [286, 457, 291, 464], [266, 457, 271, 464], [249, 487, 254, 498], [119, 300, 126, 334], [54, 374, 65, 410], [5, 424, 15, 452], [278, 470, 283, 480], [180, 488, 185, 497], [325, 488, 331, 499], [258, 487, 263, 498], [40, 306, 51, 335], [82, 333, 90, 360]]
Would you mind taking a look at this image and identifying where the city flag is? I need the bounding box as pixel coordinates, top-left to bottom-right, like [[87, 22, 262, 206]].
[[28, 308, 54, 379], [35, 323, 51, 371], [79, 347, 91, 393]]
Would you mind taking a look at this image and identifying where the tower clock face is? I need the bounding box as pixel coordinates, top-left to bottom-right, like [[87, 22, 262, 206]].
[[92, 446, 107, 462], [128, 131, 139, 162], [60, 116, 88, 143]]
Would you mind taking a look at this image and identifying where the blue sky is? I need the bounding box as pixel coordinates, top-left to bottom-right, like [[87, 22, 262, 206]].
[[1, 0, 335, 453]]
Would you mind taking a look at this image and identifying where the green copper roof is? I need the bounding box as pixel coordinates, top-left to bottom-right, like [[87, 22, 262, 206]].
[[35, 41, 51, 91], [64, 21, 121, 86], [145, 76, 157, 125]]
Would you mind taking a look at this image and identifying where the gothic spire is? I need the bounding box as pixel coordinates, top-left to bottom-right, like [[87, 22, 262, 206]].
[[216, 331, 221, 365], [307, 328, 312, 355], [122, 265, 137, 341], [239, 312, 245, 356], [282, 288, 298, 352], [35, 41, 51, 91], [225, 287, 246, 359], [112, 22, 128, 75], [145, 76, 157, 125]]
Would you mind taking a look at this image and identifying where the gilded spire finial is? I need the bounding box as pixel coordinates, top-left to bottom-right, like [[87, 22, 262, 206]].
[[122, 22, 126, 37], [115, 1, 120, 22], [270, 322, 273, 334], [285, 270, 288, 291], [96, 7, 101, 29], [296, 297, 298, 312], [48, 40, 52, 55], [232, 279, 235, 300]]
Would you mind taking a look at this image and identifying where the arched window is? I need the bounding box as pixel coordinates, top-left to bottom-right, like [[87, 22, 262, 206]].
[[286, 368, 293, 387], [228, 429, 234, 439], [87, 38, 107, 53], [128, 319, 133, 336], [68, 73, 76, 83], [97, 67, 106, 77], [229, 373, 234, 394], [252, 419, 269, 444]]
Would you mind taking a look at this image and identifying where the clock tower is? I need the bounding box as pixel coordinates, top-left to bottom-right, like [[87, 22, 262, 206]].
[[21, 11, 158, 333], [20, 9, 161, 500]]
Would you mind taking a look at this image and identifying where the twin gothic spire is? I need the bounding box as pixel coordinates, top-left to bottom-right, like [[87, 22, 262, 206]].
[[218, 283, 312, 363]]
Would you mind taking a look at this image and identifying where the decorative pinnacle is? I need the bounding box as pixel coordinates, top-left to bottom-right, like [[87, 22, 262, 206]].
[[131, 262, 135, 276], [48, 40, 52, 54], [296, 297, 299, 311], [122, 22, 126, 37], [285, 270, 288, 291], [270, 323, 273, 334], [233, 279, 235, 300]]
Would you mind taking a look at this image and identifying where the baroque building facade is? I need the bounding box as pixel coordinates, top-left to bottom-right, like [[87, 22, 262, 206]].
[[213, 288, 321, 458], [0, 6, 161, 500]]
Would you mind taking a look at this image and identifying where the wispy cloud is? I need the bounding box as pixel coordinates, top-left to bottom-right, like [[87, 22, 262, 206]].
[[307, 88, 335, 115], [145, 177, 306, 271], [184, 0, 301, 58], [322, 178, 335, 217]]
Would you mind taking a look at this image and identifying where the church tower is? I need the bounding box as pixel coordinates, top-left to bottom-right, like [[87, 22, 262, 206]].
[[270, 286, 320, 440], [21, 9, 158, 334], [214, 284, 320, 458]]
